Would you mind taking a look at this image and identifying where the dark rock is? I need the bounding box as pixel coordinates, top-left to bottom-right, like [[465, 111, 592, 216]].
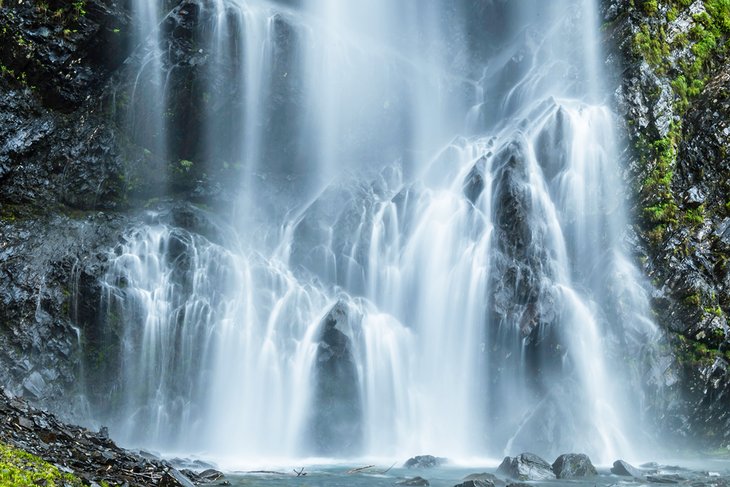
[[309, 301, 362, 454], [198, 468, 224, 482], [160, 468, 196, 487], [396, 476, 430, 486], [551, 453, 597, 478], [646, 474, 685, 484], [611, 460, 644, 478], [463, 156, 487, 204], [404, 455, 446, 469], [497, 453, 555, 481], [462, 473, 504, 486], [0, 392, 176, 486], [454, 480, 494, 487]]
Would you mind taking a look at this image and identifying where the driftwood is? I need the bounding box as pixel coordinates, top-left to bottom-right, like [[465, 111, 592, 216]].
[[246, 470, 287, 475], [294, 467, 307, 477], [381, 462, 397, 474], [347, 465, 375, 474]]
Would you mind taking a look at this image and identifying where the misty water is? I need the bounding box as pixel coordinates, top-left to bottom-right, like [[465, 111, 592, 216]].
[[87, 0, 671, 473]]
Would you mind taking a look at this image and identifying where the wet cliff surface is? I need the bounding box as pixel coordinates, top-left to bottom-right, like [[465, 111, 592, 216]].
[[602, 0, 730, 448], [0, 0, 728, 473]]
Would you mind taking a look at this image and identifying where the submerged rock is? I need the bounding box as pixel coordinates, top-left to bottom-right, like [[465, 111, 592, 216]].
[[551, 453, 597, 478], [404, 455, 446, 469], [497, 453, 556, 481], [646, 474, 685, 484], [396, 476, 430, 486], [611, 460, 645, 477], [462, 472, 505, 486]]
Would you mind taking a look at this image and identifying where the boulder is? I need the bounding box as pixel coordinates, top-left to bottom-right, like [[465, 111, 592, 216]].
[[611, 460, 644, 478], [497, 453, 555, 481], [396, 476, 430, 486], [160, 468, 196, 487], [454, 480, 494, 487], [404, 455, 446, 469], [551, 453, 597, 478], [462, 472, 504, 486]]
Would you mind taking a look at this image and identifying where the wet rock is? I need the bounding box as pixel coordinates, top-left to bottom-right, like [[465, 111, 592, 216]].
[[551, 453, 597, 478], [396, 476, 430, 486], [463, 156, 486, 204], [198, 468, 224, 482], [160, 468, 196, 487], [497, 453, 555, 481], [646, 474, 685, 484], [0, 392, 182, 486], [404, 455, 446, 469], [462, 472, 504, 486], [454, 480, 494, 487], [309, 301, 363, 455], [611, 460, 644, 478], [22, 371, 47, 399]]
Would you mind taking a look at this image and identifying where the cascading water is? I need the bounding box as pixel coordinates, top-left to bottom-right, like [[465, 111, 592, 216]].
[[89, 0, 661, 466]]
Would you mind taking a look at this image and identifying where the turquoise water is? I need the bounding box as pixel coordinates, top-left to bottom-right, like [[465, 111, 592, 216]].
[[214, 462, 730, 487]]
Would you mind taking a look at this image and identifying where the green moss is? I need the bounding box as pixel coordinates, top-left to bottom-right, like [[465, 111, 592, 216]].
[[684, 293, 702, 306], [644, 0, 659, 15], [704, 305, 724, 317], [685, 204, 705, 225], [0, 442, 83, 486]]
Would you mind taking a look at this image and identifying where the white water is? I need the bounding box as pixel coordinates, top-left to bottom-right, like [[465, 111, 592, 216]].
[[91, 0, 660, 465]]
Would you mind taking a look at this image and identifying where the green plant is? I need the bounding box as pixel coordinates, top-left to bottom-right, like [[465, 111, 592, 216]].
[[0, 442, 83, 486]]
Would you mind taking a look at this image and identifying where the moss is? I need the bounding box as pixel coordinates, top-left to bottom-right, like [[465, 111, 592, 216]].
[[684, 293, 702, 306], [704, 305, 724, 317], [0, 442, 83, 486], [643, 0, 659, 15], [685, 204, 705, 225]]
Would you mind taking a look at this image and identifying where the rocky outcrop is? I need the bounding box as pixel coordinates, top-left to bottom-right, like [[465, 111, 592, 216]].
[[0, 389, 209, 487], [496, 453, 556, 481], [601, 0, 730, 449]]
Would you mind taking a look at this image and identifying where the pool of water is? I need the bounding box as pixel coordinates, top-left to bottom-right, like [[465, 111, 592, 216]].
[[210, 461, 730, 487]]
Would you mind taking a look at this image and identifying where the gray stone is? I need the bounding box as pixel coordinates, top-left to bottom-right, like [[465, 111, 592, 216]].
[[611, 460, 644, 478], [552, 453, 597, 478], [396, 476, 430, 486], [497, 453, 556, 481]]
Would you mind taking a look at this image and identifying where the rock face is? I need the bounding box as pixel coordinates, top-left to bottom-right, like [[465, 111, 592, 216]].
[[601, 0, 730, 449], [496, 453, 556, 481], [552, 453, 597, 478]]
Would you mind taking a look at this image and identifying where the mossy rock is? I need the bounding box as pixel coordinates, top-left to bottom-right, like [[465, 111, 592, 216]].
[[0, 442, 83, 486]]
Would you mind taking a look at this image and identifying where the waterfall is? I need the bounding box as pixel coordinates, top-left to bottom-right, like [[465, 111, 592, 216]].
[[90, 0, 660, 465]]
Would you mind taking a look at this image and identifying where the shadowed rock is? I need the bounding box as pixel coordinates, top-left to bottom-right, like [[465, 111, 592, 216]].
[[552, 453, 597, 478]]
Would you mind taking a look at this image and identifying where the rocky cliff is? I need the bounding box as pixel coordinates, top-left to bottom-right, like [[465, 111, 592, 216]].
[[602, 0, 730, 448]]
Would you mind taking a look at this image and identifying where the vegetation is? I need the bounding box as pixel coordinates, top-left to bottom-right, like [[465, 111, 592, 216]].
[[632, 0, 730, 245], [0, 442, 83, 487]]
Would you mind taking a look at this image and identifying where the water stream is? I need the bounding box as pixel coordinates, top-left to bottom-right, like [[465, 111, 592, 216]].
[[89, 0, 660, 466]]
